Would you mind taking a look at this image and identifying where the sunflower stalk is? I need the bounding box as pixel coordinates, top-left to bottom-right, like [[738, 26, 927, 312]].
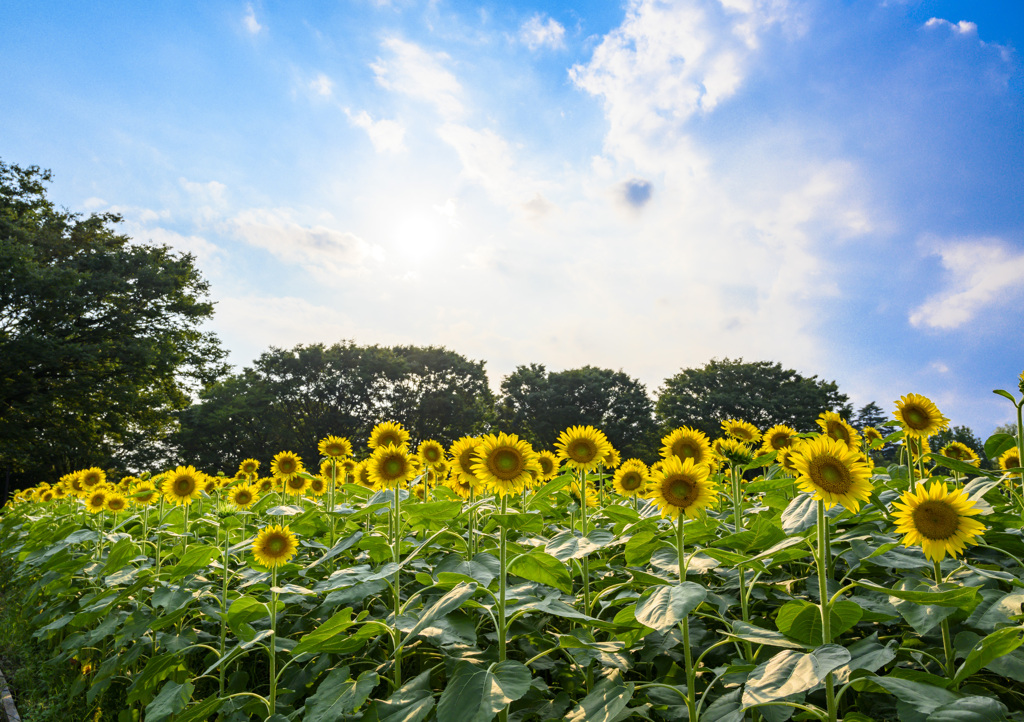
[[816, 501, 838, 722], [676, 515, 697, 721], [934, 560, 956, 681], [392, 484, 404, 689], [268, 564, 279, 715], [219, 522, 231, 695], [498, 492, 510, 722], [731, 465, 753, 662]]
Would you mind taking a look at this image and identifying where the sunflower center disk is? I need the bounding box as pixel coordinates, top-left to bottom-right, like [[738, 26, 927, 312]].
[[492, 449, 523, 479], [267, 537, 286, 554], [383, 458, 404, 478], [622, 474, 642, 490], [664, 477, 696, 507], [912, 501, 960, 540], [811, 459, 852, 494], [174, 479, 192, 494], [674, 443, 696, 459], [573, 442, 595, 462], [905, 407, 927, 428]]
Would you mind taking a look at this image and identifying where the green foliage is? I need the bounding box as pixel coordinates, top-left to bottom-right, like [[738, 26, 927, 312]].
[[0, 160, 226, 491], [655, 357, 849, 438], [495, 363, 658, 460]]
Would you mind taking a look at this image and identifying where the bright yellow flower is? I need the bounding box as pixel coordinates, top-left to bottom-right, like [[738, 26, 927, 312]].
[[80, 467, 106, 489], [162, 466, 203, 505], [661, 427, 713, 467], [473, 432, 540, 496], [790, 436, 873, 513], [282, 473, 311, 496], [252, 524, 299, 568], [602, 446, 621, 469], [862, 426, 885, 449], [716, 438, 754, 467], [760, 425, 798, 455], [228, 484, 259, 510], [555, 425, 612, 472], [318, 435, 353, 459], [271, 451, 303, 481], [648, 456, 718, 520], [417, 439, 446, 467], [105, 493, 128, 513], [238, 458, 260, 478], [999, 447, 1022, 472], [816, 411, 861, 450], [84, 488, 108, 513], [894, 393, 949, 439], [721, 419, 761, 444], [612, 459, 649, 497], [892, 481, 985, 562], [368, 421, 409, 450], [939, 441, 979, 467], [367, 444, 415, 488], [536, 450, 560, 481]]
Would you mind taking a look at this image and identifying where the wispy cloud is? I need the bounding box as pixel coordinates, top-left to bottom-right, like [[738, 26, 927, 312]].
[[243, 3, 262, 35], [346, 109, 406, 153], [371, 37, 463, 118], [519, 14, 565, 50], [924, 17, 978, 36], [309, 72, 334, 97]]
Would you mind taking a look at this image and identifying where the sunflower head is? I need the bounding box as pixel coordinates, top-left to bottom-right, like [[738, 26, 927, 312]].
[[862, 426, 885, 449], [252, 524, 299, 568], [648, 456, 718, 520], [721, 419, 761, 444], [271, 451, 304, 481], [85, 489, 108, 513], [309, 476, 327, 496], [340, 458, 357, 476], [39, 489, 55, 503], [555, 425, 613, 472], [318, 435, 353, 460], [369, 421, 410, 451], [354, 461, 376, 490], [892, 481, 985, 562], [417, 439, 446, 467], [105, 493, 128, 513], [81, 468, 106, 489], [283, 473, 311, 496], [536, 450, 559, 480], [999, 448, 1022, 473], [760, 425, 797, 454], [790, 436, 874, 512], [661, 427, 713, 466], [716, 438, 754, 467], [450, 437, 484, 480], [52, 485, 69, 500], [229, 484, 259, 510], [613, 459, 649, 497], [940, 441, 979, 467], [368, 444, 414, 488], [238, 458, 260, 478], [202, 476, 218, 495], [816, 412, 861, 450], [162, 466, 203, 505], [602, 447, 621, 469], [129, 481, 157, 505], [473, 432, 540, 496], [257, 477, 274, 494], [446, 473, 483, 499], [894, 394, 949, 439]]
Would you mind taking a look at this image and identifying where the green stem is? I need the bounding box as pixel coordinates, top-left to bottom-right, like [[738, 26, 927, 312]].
[[328, 460, 337, 548], [1016, 401, 1024, 511], [579, 471, 593, 692], [498, 493, 509, 722], [732, 466, 753, 661], [219, 524, 231, 695], [816, 501, 837, 722], [676, 515, 697, 721], [155, 496, 165, 575], [393, 485, 403, 689], [269, 565, 278, 714], [182, 503, 190, 556], [935, 560, 956, 681]]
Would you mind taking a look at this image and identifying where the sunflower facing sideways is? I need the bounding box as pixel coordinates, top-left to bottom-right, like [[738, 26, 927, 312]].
[[999, 448, 1022, 473], [721, 419, 761, 445], [613, 459, 649, 498], [555, 425, 613, 473], [760, 425, 798, 455], [661, 427, 714, 467], [862, 427, 885, 450], [648, 456, 718, 519], [816, 411, 861, 451], [162, 466, 203, 505], [368, 421, 410, 451], [892, 481, 985, 562], [939, 441, 980, 467], [790, 436, 874, 513], [894, 393, 950, 439], [318, 435, 353, 460], [252, 524, 299, 568], [536, 450, 560, 481], [472, 432, 540, 496]]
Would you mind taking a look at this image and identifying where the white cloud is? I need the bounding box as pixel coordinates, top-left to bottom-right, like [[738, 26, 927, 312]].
[[230, 208, 384, 277], [909, 238, 1024, 329], [346, 109, 406, 153], [519, 14, 566, 50], [309, 73, 334, 97], [371, 37, 463, 118], [179, 178, 226, 205], [243, 3, 262, 35], [924, 17, 978, 36]]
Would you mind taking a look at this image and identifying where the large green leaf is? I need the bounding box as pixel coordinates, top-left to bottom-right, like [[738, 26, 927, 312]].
[[775, 599, 862, 645], [832, 633, 898, 683], [226, 595, 269, 642], [399, 582, 477, 650], [854, 579, 979, 609], [291, 607, 356, 655], [126, 652, 186, 706], [435, 660, 531, 722], [304, 668, 379, 721], [434, 553, 500, 587], [927, 454, 997, 480], [780, 493, 818, 535], [869, 676, 957, 713], [303, 531, 363, 571], [954, 626, 1024, 686], [372, 671, 435, 722], [927, 696, 1010, 722], [164, 543, 220, 582], [984, 432, 1017, 460], [173, 696, 223, 722], [144, 680, 193, 722], [403, 500, 464, 525], [527, 473, 573, 508], [726, 621, 804, 650], [564, 672, 635, 722], [624, 530, 662, 566], [100, 537, 140, 577], [633, 582, 706, 632], [742, 645, 850, 706], [546, 530, 616, 561], [507, 551, 572, 594]]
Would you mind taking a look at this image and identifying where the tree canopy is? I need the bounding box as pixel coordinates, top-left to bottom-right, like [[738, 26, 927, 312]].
[[173, 342, 494, 472], [495, 364, 658, 461], [0, 160, 225, 490], [655, 358, 849, 439]]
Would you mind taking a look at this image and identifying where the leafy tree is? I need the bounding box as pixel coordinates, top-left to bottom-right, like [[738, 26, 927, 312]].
[[495, 364, 658, 461], [853, 401, 890, 431], [173, 342, 494, 472], [932, 425, 988, 466], [0, 160, 226, 495], [655, 358, 849, 439]]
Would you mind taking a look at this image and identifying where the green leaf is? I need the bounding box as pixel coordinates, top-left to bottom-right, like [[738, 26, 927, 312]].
[[373, 671, 436, 722], [624, 530, 662, 566], [527, 473, 573, 508], [173, 696, 223, 722], [780, 493, 818, 535], [291, 607, 356, 655], [564, 672, 635, 722], [742, 645, 850, 706], [436, 660, 531, 722], [633, 582, 707, 632], [992, 389, 1018, 403], [399, 582, 477, 650], [984, 433, 1017, 461], [144, 680, 194, 722], [403, 500, 463, 525], [832, 633, 898, 683], [926, 454, 996, 480], [775, 600, 862, 645], [164, 543, 219, 582], [304, 668, 379, 721], [126, 652, 185, 705], [507, 551, 572, 594], [303, 531, 363, 571], [545, 530, 616, 561], [490, 511, 545, 533], [953, 626, 1024, 686], [100, 537, 140, 577], [869, 676, 957, 713], [854, 579, 979, 609], [507, 594, 603, 624], [226, 595, 268, 642], [726, 621, 805, 650], [435, 553, 500, 587], [927, 696, 1010, 722]]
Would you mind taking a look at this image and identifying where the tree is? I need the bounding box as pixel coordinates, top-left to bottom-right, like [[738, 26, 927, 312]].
[[173, 342, 494, 472], [0, 160, 226, 494], [853, 402, 889, 431], [495, 364, 658, 461], [932, 425, 988, 466], [655, 358, 849, 439]]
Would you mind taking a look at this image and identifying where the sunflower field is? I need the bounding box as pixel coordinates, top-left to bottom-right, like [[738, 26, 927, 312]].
[[2, 384, 1024, 722]]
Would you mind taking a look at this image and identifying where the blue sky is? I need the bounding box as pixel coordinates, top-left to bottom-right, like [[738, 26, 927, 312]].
[[3, 0, 1023, 437]]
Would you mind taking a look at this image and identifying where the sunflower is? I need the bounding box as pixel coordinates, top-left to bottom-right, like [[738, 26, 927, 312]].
[[252, 524, 299, 568], [52, 485, 69, 500], [201, 475, 218, 495], [353, 461, 376, 490], [105, 493, 128, 513], [271, 451, 304, 481], [450, 437, 483, 478], [318, 435, 353, 460], [39, 489, 55, 503], [446, 470, 485, 499], [760, 425, 798, 455], [894, 394, 949, 439], [661, 427, 713, 467], [257, 477, 275, 494], [776, 447, 799, 477], [716, 438, 754, 467], [722, 419, 761, 444], [790, 436, 874, 513], [81, 467, 106, 489], [418, 439, 446, 467], [536, 450, 560, 481], [892, 481, 986, 562], [555, 425, 612, 472], [283, 472, 311, 496], [999, 448, 1022, 472], [648, 456, 718, 519], [570, 479, 599, 508], [340, 458, 357, 477], [131, 481, 158, 505], [228, 484, 259, 510], [816, 412, 861, 450], [85, 489, 109, 514], [118, 476, 136, 491], [162, 466, 203, 505], [613, 459, 649, 497], [939, 441, 980, 467], [602, 447, 621, 469], [473, 432, 540, 496], [367, 444, 414, 488], [862, 426, 885, 449], [907, 435, 931, 462], [368, 421, 410, 450], [238, 458, 260, 478]]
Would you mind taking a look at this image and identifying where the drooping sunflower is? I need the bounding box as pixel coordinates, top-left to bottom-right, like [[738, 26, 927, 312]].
[[446, 472, 485, 499], [417, 439, 447, 468], [536, 450, 560, 481], [238, 458, 260, 478], [939, 441, 980, 467], [816, 411, 861, 450], [201, 475, 218, 495], [252, 524, 299, 568], [81, 467, 106, 489], [228, 484, 259, 510], [39, 489, 55, 503], [271, 451, 304, 481], [661, 427, 713, 467], [367, 443, 414, 488], [894, 393, 950, 439], [105, 493, 129, 514], [999, 447, 1022, 472], [118, 476, 137, 491], [368, 421, 410, 451], [162, 466, 203, 505], [613, 459, 649, 497], [862, 426, 885, 449], [759, 425, 798, 455], [721, 419, 761, 444], [892, 481, 986, 562], [318, 435, 353, 460], [52, 485, 69, 500], [473, 432, 540, 496], [85, 489, 109, 514], [648, 456, 718, 520], [319, 459, 339, 484], [555, 425, 613, 473], [716, 438, 754, 467], [790, 436, 874, 513]]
